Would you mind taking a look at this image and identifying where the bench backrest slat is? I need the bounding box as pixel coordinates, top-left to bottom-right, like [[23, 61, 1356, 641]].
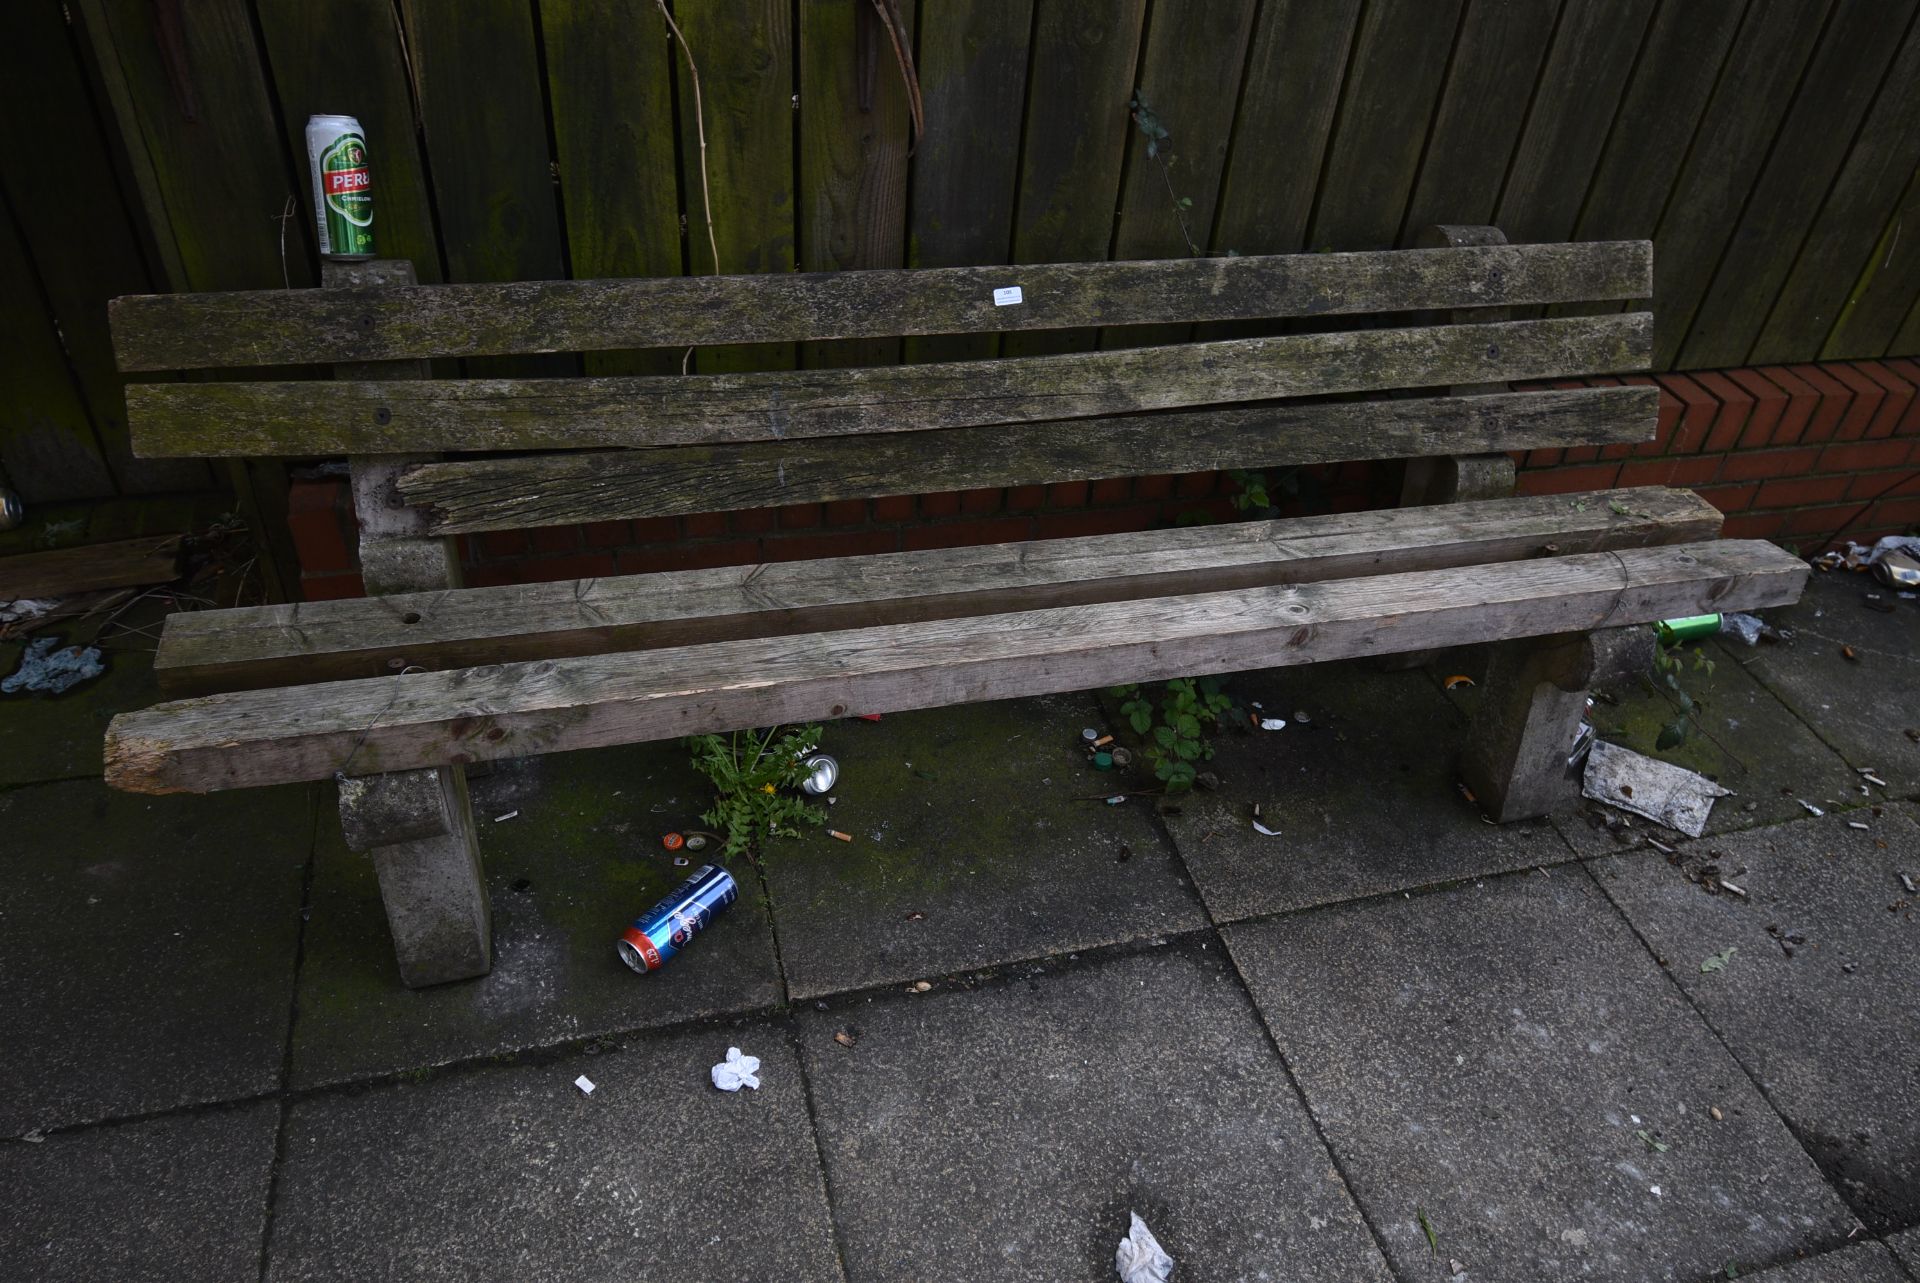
[[127, 314, 1650, 458], [398, 386, 1658, 535], [109, 241, 1651, 371]]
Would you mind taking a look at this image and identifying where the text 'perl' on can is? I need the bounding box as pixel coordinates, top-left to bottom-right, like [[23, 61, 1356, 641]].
[[305, 114, 375, 260], [617, 863, 739, 974]]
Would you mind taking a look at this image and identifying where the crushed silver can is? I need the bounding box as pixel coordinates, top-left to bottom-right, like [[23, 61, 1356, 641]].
[[799, 753, 839, 796], [0, 488, 21, 533]]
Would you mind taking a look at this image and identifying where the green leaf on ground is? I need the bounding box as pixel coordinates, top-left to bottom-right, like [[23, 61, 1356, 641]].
[[1700, 947, 1737, 974], [1416, 1208, 1437, 1256], [1635, 1128, 1670, 1153]]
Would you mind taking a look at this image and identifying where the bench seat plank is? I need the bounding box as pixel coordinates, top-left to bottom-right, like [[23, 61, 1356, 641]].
[[110, 241, 1653, 371], [126, 314, 1651, 457], [399, 386, 1657, 533], [107, 539, 1806, 795], [154, 487, 1721, 696]]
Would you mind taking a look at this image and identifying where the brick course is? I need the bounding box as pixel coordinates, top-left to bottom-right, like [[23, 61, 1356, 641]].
[[287, 359, 1920, 600]]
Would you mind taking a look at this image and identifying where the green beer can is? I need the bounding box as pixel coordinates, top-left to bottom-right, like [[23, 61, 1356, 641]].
[[305, 114, 375, 259]]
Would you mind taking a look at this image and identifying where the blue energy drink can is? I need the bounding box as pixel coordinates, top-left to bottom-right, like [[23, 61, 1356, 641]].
[[617, 864, 738, 973]]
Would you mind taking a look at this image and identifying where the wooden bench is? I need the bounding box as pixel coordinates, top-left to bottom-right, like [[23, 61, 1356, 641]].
[[101, 227, 1807, 987]]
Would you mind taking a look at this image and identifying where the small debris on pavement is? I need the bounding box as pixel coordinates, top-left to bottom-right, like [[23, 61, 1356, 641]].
[[1900, 873, 1917, 895], [493, 810, 519, 823], [1293, 710, 1311, 724], [1635, 1128, 1670, 1153], [1709, 1106, 1723, 1121], [672, 855, 689, 867], [828, 829, 853, 842], [1115, 1211, 1174, 1283], [833, 1030, 857, 1048], [1700, 947, 1736, 974], [1257, 717, 1288, 731], [1, 636, 105, 694], [1767, 924, 1808, 958], [662, 831, 685, 851], [1583, 741, 1729, 838], [1449, 1259, 1466, 1278], [905, 910, 926, 921], [1443, 675, 1474, 690], [573, 1075, 596, 1096], [1251, 802, 1281, 837], [1848, 821, 1869, 830], [710, 1046, 761, 1092], [911, 980, 932, 993], [1840, 644, 1859, 662], [1110, 746, 1133, 768], [1718, 879, 1747, 898], [1798, 800, 1825, 818]]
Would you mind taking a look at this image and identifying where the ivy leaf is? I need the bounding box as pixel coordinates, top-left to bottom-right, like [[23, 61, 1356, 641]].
[[1656, 717, 1689, 751]]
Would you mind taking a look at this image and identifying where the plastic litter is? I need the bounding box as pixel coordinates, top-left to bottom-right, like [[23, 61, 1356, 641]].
[[1, 636, 105, 694], [1115, 1212, 1174, 1283], [0, 598, 60, 626], [710, 1046, 761, 1092], [574, 1075, 596, 1095], [1799, 800, 1825, 818], [1718, 613, 1767, 646], [1257, 717, 1287, 731], [1581, 740, 1729, 838]]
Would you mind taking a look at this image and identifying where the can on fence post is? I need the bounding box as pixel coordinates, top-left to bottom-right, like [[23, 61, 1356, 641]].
[[305, 114, 376, 260], [617, 864, 739, 974]]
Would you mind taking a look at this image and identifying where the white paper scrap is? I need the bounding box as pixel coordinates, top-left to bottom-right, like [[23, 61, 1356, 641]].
[[574, 1075, 595, 1095]]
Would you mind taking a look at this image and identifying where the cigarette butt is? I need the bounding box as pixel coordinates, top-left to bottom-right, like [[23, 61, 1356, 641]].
[[1092, 734, 1114, 747], [828, 829, 853, 843]]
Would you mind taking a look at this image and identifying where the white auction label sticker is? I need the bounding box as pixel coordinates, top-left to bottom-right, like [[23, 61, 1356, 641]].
[[992, 285, 1024, 306]]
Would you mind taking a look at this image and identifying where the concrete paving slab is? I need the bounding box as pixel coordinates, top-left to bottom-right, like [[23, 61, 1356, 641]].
[[1591, 809, 1920, 1232], [1552, 634, 1863, 859], [1735, 574, 1920, 796], [1887, 1226, 1920, 1275], [1738, 1242, 1909, 1282], [0, 1102, 278, 1283], [291, 745, 782, 1088], [0, 778, 310, 1132], [0, 636, 159, 787], [798, 943, 1392, 1283], [268, 1024, 841, 1282], [1226, 868, 1858, 1283], [1139, 660, 1575, 922], [759, 696, 1206, 999]]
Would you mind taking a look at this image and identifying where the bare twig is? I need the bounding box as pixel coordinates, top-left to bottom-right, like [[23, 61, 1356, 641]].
[[867, 0, 924, 151], [656, 1, 719, 278]]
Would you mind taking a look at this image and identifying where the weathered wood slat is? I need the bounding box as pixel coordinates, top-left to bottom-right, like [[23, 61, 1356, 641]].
[[105, 540, 1808, 795], [153, 486, 1720, 695], [109, 243, 1653, 372], [396, 385, 1657, 534], [127, 314, 1653, 459], [0, 536, 180, 599]]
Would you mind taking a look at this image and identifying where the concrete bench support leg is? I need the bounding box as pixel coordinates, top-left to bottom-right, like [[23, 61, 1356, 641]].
[[338, 766, 491, 987], [1459, 631, 1594, 823]]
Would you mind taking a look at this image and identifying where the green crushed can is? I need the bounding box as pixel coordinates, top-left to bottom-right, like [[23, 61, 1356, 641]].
[[1656, 614, 1721, 646], [305, 114, 375, 259]]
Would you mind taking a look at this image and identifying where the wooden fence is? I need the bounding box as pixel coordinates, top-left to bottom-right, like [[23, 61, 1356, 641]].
[[5, 0, 1919, 511]]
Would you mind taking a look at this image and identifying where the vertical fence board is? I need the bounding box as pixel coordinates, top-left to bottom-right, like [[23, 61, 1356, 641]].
[[398, 1, 563, 291], [904, 0, 1034, 363], [1102, 0, 1255, 350], [798, 0, 918, 369], [256, 0, 444, 287], [672, 0, 796, 374], [1494, 0, 1655, 247], [1307, 0, 1465, 253], [0, 1, 205, 495], [1818, 162, 1920, 361], [0, 199, 115, 501], [1003, 0, 1146, 358], [1400, 0, 1559, 243], [1211, 0, 1360, 260], [77, 0, 312, 292], [1679, 0, 1919, 369], [540, 0, 684, 377], [1557, 0, 1745, 318], [1754, 17, 1920, 362], [1647, 0, 1837, 367]]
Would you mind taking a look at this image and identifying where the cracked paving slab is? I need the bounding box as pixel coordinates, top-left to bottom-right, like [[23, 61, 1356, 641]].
[[798, 942, 1392, 1283], [1226, 867, 1858, 1282], [1591, 808, 1920, 1232]]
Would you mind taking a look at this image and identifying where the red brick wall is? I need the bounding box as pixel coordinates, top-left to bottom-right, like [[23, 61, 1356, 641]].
[[290, 358, 1920, 601]]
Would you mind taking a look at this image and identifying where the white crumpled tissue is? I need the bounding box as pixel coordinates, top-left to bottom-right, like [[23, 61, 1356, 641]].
[[1116, 1211, 1174, 1283], [710, 1046, 761, 1092]]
